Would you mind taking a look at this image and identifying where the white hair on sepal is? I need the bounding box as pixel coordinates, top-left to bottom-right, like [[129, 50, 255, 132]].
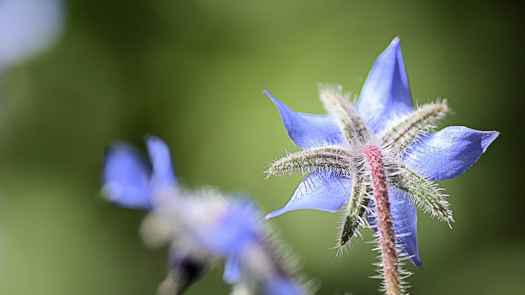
[[332, 215, 355, 258], [333, 208, 365, 256], [264, 144, 353, 180], [380, 99, 450, 157], [391, 164, 454, 224], [317, 84, 356, 115], [332, 176, 375, 256], [345, 134, 380, 177], [317, 83, 354, 104]]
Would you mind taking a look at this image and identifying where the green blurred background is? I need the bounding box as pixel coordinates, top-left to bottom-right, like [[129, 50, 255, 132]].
[[0, 0, 523, 294]]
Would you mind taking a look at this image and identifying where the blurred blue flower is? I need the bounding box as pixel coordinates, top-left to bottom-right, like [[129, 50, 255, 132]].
[[102, 136, 309, 295], [102, 135, 198, 294], [263, 276, 307, 295], [102, 135, 177, 210], [169, 195, 305, 294], [265, 38, 498, 268], [0, 0, 65, 72]]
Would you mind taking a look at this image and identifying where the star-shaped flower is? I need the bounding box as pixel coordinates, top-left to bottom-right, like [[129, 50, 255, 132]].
[[102, 135, 309, 295], [264, 38, 498, 269]]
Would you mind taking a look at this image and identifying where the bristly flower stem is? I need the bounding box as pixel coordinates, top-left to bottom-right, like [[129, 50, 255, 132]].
[[364, 145, 401, 295]]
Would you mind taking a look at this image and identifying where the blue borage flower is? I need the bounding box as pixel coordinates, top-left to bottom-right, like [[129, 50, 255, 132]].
[[102, 135, 310, 295], [264, 38, 498, 271]]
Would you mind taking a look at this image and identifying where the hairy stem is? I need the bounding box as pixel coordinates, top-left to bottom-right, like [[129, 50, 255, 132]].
[[364, 145, 401, 295]]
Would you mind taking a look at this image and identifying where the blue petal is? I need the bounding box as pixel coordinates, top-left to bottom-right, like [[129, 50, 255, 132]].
[[367, 187, 422, 268], [145, 135, 178, 188], [264, 90, 345, 149], [403, 126, 499, 181], [101, 143, 153, 210], [263, 276, 304, 295], [266, 172, 352, 219], [356, 38, 413, 132], [223, 255, 241, 284], [197, 198, 260, 255]]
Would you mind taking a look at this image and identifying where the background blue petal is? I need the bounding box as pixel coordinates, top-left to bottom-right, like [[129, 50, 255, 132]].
[[101, 143, 153, 210], [145, 135, 178, 188], [356, 38, 413, 132], [403, 126, 499, 181], [265, 90, 345, 149], [367, 187, 422, 268], [223, 255, 241, 284], [263, 276, 304, 295], [194, 198, 261, 255], [266, 172, 352, 218]]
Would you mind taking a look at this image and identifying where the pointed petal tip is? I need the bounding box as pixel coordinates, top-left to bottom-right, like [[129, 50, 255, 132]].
[[356, 37, 413, 130], [262, 89, 273, 98], [409, 256, 423, 268], [145, 133, 167, 149], [390, 36, 401, 47], [403, 126, 499, 181], [263, 90, 281, 105], [383, 37, 401, 55], [265, 209, 285, 219], [144, 134, 178, 188], [144, 133, 160, 143], [481, 131, 499, 152]]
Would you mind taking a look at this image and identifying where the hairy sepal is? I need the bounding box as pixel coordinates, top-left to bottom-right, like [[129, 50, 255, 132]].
[[266, 146, 352, 178], [337, 175, 371, 250], [319, 85, 369, 145], [392, 164, 453, 223], [381, 101, 449, 153]]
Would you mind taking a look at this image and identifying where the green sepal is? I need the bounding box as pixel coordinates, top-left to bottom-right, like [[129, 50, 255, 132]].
[[338, 175, 371, 247], [392, 164, 453, 223], [266, 146, 352, 178], [381, 102, 448, 153], [319, 85, 369, 145]]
